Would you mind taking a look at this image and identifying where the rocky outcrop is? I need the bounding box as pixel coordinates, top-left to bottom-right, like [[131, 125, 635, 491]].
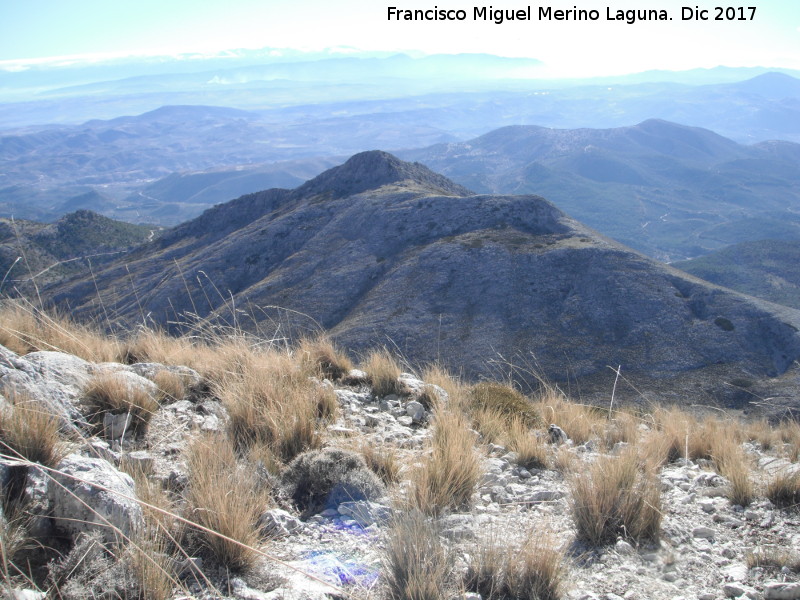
[[47, 453, 143, 545]]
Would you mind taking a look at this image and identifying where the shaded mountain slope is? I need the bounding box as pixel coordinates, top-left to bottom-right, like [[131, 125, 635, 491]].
[[674, 240, 800, 310], [400, 120, 800, 261], [0, 210, 154, 292], [49, 152, 800, 406]]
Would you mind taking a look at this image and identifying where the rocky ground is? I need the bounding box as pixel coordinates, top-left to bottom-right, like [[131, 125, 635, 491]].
[[0, 338, 799, 600]]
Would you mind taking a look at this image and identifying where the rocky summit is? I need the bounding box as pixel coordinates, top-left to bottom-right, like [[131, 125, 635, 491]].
[[49, 151, 800, 411]]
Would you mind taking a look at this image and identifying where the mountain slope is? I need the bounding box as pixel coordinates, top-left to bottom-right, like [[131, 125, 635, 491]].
[[48, 152, 800, 406], [674, 240, 800, 310], [400, 120, 800, 261], [0, 210, 154, 292]]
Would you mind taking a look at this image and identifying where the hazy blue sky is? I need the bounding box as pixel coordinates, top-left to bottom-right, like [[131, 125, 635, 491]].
[[1, 0, 798, 76]]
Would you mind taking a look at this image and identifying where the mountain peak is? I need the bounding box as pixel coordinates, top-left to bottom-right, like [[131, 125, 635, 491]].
[[294, 150, 472, 199]]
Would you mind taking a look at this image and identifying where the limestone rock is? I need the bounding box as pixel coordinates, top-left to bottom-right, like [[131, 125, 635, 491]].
[[48, 453, 143, 545]]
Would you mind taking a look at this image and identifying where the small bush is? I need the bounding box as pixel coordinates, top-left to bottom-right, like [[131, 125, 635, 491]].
[[83, 371, 159, 437], [281, 447, 386, 516], [185, 434, 269, 571], [470, 382, 540, 428], [0, 394, 65, 467], [363, 348, 403, 397], [765, 470, 800, 509], [410, 411, 481, 515], [569, 449, 662, 545], [299, 336, 353, 380], [383, 512, 452, 600]]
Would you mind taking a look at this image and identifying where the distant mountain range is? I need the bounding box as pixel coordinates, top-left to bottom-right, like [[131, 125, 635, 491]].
[[47, 152, 800, 411], [401, 119, 800, 261]]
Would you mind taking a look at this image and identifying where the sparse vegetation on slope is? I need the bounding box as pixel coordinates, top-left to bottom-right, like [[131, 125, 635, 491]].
[[0, 300, 798, 599]]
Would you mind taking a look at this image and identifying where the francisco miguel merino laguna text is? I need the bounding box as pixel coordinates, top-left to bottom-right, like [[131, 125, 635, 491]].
[[387, 5, 757, 24]]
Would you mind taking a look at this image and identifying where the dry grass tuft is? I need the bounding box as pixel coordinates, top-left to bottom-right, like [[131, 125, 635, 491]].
[[0, 393, 65, 466], [747, 546, 800, 572], [470, 382, 540, 428], [603, 410, 641, 450], [383, 512, 452, 600], [506, 419, 548, 471], [465, 529, 566, 600], [746, 419, 779, 451], [151, 369, 187, 402], [569, 448, 662, 545], [0, 299, 121, 362], [83, 371, 159, 437], [535, 391, 601, 445], [217, 348, 327, 462], [711, 436, 754, 507], [410, 410, 481, 515], [778, 420, 800, 462], [298, 336, 353, 380], [765, 470, 800, 510], [185, 433, 269, 571], [363, 348, 403, 397], [356, 442, 403, 485]]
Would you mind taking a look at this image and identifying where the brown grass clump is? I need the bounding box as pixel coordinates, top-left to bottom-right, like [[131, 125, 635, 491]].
[[0, 299, 121, 362], [569, 448, 662, 545], [356, 442, 403, 485], [383, 512, 453, 600], [645, 408, 729, 465], [747, 546, 800, 572], [602, 410, 641, 450], [535, 391, 600, 445], [765, 470, 800, 510], [746, 419, 779, 451], [0, 393, 65, 467], [777, 420, 800, 462], [298, 336, 353, 380], [469, 382, 540, 428], [410, 410, 481, 515], [151, 369, 188, 402], [185, 433, 269, 571], [506, 419, 548, 471], [465, 529, 566, 600], [217, 347, 330, 462], [363, 348, 403, 397], [83, 371, 159, 437], [711, 436, 754, 507]]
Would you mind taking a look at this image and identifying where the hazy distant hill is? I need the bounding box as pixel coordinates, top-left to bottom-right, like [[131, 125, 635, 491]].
[[2, 71, 800, 227], [674, 240, 800, 310], [0, 210, 153, 293], [48, 152, 800, 407], [401, 119, 800, 261]]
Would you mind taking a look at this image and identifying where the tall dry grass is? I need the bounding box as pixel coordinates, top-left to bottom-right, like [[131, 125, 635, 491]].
[[569, 448, 662, 545], [535, 391, 602, 445], [83, 371, 160, 437], [0, 392, 65, 467], [383, 512, 452, 600], [0, 299, 121, 362], [409, 409, 482, 515], [465, 528, 566, 600], [362, 348, 403, 397], [184, 433, 270, 571]]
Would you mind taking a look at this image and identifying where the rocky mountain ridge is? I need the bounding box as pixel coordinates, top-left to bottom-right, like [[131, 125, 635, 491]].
[[46, 151, 800, 411]]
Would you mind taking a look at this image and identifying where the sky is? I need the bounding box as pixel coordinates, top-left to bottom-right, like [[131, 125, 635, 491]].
[[1, 0, 799, 77]]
